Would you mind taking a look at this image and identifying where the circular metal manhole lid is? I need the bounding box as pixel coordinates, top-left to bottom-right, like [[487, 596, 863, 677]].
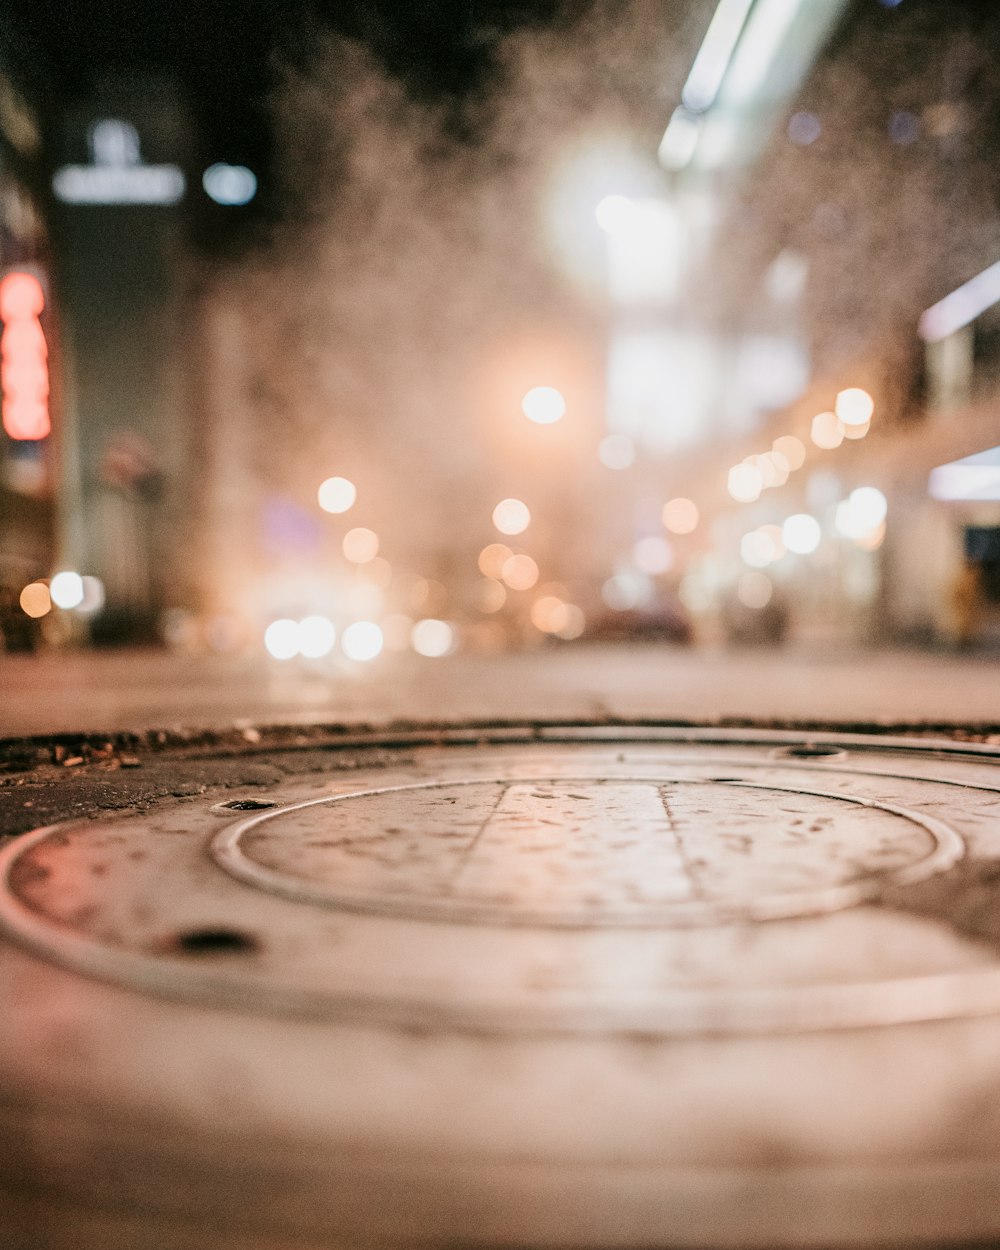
[[214, 776, 960, 928], [7, 725, 1000, 1250], [1, 728, 999, 1036]]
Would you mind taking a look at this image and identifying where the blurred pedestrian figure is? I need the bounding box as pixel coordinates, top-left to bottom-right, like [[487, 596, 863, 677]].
[[946, 560, 981, 649]]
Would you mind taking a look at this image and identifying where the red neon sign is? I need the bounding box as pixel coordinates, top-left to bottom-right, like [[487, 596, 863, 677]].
[[1, 271, 50, 441]]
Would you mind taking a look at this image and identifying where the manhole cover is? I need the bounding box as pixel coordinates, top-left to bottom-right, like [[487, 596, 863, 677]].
[[5, 726, 1000, 1249], [216, 777, 959, 926], [0, 731, 989, 1034]]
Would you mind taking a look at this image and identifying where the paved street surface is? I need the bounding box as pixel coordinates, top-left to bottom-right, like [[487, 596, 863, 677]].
[[1, 642, 999, 738], [4, 644, 1000, 1249], [5, 727, 1000, 1249]]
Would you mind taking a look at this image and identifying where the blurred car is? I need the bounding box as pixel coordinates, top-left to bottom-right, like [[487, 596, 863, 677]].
[[582, 602, 693, 645]]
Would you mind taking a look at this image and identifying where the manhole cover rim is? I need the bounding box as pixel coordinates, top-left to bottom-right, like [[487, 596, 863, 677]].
[[211, 772, 965, 928]]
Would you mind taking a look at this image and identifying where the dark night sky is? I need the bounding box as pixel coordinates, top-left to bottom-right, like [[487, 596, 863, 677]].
[[3, 1, 578, 155], [1, 0, 586, 248]]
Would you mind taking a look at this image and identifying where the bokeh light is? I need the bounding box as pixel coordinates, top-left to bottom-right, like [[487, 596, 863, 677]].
[[411, 618, 455, 657], [598, 433, 635, 470], [889, 110, 920, 144], [317, 476, 356, 514], [764, 450, 790, 486], [77, 576, 106, 614], [492, 498, 531, 535], [679, 574, 713, 613], [19, 581, 50, 618], [811, 411, 844, 449], [521, 386, 566, 425], [782, 513, 822, 554], [0, 271, 44, 320], [1, 272, 50, 442], [760, 524, 786, 559], [412, 578, 448, 615], [343, 527, 379, 563], [848, 486, 888, 528], [501, 553, 540, 590], [341, 620, 383, 661], [264, 618, 300, 660], [737, 572, 774, 609], [473, 577, 507, 613], [835, 387, 875, 427], [835, 487, 888, 539], [662, 497, 699, 534], [595, 194, 636, 234], [478, 543, 513, 578], [787, 111, 822, 145], [633, 535, 674, 574], [602, 573, 649, 610], [728, 463, 763, 503], [856, 523, 887, 551], [531, 594, 568, 633], [49, 571, 85, 609], [751, 453, 783, 489], [772, 435, 806, 470], [741, 530, 777, 568], [202, 163, 257, 206], [298, 614, 336, 658], [555, 604, 586, 640]]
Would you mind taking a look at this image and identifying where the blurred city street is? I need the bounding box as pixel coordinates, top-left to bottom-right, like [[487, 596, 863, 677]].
[[5, 2, 1000, 1246], [2, 641, 999, 738]]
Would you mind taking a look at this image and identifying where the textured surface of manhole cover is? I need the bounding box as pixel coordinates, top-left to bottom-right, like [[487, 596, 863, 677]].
[[6, 725, 1000, 1250], [216, 776, 960, 925]]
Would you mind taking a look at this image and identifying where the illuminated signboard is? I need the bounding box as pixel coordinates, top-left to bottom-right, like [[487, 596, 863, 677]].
[[0, 271, 49, 441], [52, 118, 184, 206]]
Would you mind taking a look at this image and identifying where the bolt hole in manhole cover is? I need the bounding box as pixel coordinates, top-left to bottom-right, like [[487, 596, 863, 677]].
[[771, 743, 850, 760], [169, 926, 260, 955], [210, 797, 279, 813], [4, 725, 1000, 1249]]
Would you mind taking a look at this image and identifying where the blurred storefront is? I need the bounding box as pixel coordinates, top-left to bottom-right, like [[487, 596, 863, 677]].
[[48, 84, 193, 643], [0, 61, 196, 651], [0, 63, 60, 651], [638, 0, 1000, 652]]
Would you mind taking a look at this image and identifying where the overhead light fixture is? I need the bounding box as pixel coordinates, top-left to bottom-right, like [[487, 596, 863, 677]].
[[658, 108, 702, 171], [929, 445, 1000, 501], [680, 0, 755, 113], [919, 260, 1000, 342]]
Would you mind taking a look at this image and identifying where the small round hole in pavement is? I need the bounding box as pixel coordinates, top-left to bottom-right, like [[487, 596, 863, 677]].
[[172, 928, 259, 955], [212, 798, 278, 813]]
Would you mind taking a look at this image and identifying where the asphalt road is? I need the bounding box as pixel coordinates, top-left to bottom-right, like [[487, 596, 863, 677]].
[[1, 641, 998, 737]]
